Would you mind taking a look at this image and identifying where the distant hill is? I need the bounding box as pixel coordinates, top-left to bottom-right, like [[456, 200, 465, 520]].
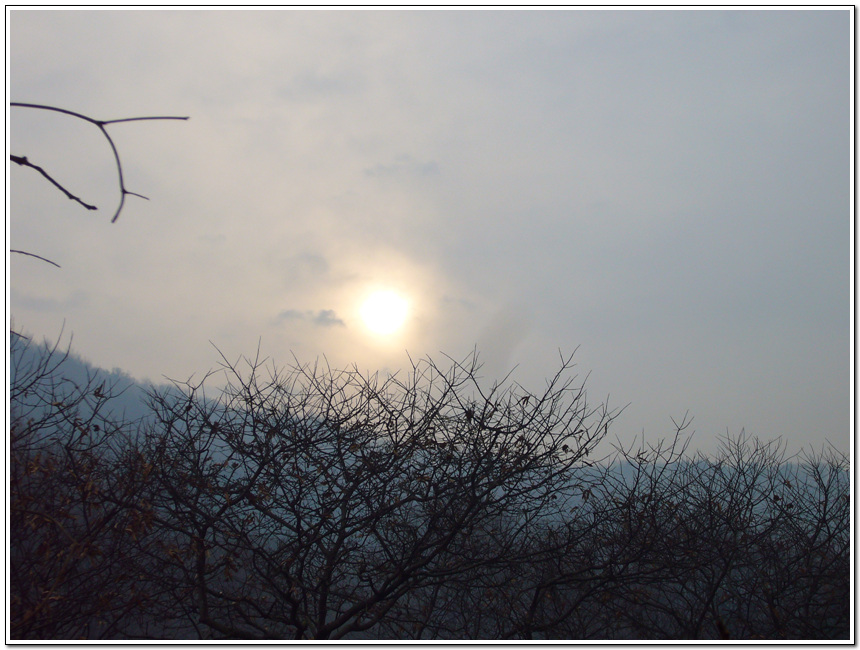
[[9, 331, 172, 428]]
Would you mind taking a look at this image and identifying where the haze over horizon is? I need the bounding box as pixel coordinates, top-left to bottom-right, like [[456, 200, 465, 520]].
[[8, 9, 851, 455]]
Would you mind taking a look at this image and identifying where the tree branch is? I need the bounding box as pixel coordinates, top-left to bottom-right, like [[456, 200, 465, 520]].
[[10, 249, 61, 268], [9, 154, 98, 211], [10, 102, 189, 222]]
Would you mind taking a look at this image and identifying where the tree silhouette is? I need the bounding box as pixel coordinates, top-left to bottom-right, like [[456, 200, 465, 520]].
[[9, 333, 154, 638], [9, 339, 849, 639], [133, 348, 617, 639]]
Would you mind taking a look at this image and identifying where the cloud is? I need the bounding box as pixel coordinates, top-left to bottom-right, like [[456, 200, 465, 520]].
[[276, 308, 345, 328], [312, 310, 345, 328], [282, 252, 331, 283], [474, 303, 532, 380], [364, 153, 439, 179], [10, 288, 89, 313], [276, 71, 363, 102]]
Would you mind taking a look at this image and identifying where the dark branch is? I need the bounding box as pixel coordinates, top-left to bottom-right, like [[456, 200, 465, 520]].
[[10, 102, 188, 223], [10, 249, 62, 268], [10, 154, 98, 211], [102, 115, 191, 125]]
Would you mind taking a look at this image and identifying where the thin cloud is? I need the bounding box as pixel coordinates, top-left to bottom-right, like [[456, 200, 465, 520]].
[[10, 289, 89, 313], [276, 308, 345, 328], [364, 153, 439, 178]]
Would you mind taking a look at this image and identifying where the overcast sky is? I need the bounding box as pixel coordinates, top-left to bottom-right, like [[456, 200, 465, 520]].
[[8, 9, 850, 455]]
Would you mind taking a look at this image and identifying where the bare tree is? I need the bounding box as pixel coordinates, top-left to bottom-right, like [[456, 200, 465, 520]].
[[9, 336, 849, 640], [9, 333, 156, 639], [516, 426, 850, 640], [134, 349, 617, 639]]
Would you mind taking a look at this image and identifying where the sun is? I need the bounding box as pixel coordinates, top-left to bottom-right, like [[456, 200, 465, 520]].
[[360, 290, 409, 335]]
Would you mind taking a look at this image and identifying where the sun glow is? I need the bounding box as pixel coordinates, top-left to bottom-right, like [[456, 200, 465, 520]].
[[360, 290, 409, 336]]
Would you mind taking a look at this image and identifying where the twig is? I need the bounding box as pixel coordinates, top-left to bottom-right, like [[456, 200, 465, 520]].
[[10, 249, 61, 268], [9, 154, 98, 211], [10, 102, 189, 223]]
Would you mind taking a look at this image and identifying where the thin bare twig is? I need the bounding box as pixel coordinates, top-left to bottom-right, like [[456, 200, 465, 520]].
[[10, 249, 61, 268], [9, 155, 98, 211], [10, 102, 188, 223]]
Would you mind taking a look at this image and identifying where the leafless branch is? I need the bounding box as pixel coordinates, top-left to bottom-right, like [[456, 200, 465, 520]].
[[9, 154, 98, 211], [10, 249, 61, 268], [10, 102, 188, 223]]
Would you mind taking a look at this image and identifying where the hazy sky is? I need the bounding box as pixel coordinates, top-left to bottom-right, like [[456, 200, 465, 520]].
[[8, 9, 851, 455]]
